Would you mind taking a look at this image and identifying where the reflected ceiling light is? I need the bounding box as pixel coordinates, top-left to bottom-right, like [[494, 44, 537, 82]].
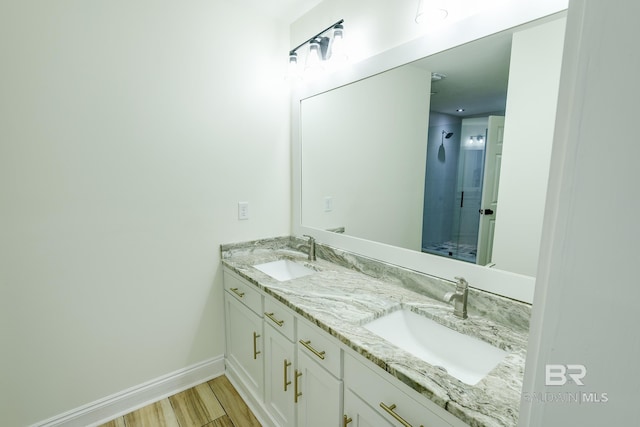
[[287, 19, 346, 80], [431, 72, 447, 82]]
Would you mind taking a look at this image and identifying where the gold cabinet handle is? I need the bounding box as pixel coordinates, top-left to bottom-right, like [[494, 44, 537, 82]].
[[252, 332, 261, 360], [343, 415, 353, 426], [294, 369, 303, 403], [284, 359, 292, 391], [265, 312, 284, 327], [230, 287, 245, 298], [299, 339, 326, 360], [379, 402, 423, 427]]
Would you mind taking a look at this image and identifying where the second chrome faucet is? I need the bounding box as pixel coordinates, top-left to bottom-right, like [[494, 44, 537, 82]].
[[444, 277, 469, 319], [303, 234, 316, 261]]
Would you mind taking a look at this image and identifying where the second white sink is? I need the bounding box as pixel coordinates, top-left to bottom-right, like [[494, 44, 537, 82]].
[[364, 308, 507, 385], [253, 259, 315, 282]]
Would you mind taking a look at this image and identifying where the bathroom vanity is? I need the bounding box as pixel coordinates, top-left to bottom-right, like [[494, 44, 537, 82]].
[[221, 236, 530, 427]]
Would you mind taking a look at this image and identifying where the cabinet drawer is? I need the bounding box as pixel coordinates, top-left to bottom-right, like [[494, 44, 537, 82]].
[[264, 297, 295, 341], [344, 353, 453, 427], [224, 270, 263, 316], [297, 319, 341, 378]]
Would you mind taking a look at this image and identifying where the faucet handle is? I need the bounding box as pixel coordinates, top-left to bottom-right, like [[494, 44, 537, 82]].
[[454, 276, 468, 289], [303, 234, 315, 242]]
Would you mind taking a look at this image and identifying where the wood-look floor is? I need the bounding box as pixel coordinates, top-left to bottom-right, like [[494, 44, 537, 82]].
[[99, 375, 261, 427]]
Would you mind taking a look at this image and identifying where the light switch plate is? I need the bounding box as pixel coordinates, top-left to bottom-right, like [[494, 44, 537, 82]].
[[238, 202, 249, 220], [324, 196, 333, 212]]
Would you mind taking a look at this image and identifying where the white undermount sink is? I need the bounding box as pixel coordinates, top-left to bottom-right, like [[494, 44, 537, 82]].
[[364, 309, 507, 385], [253, 259, 315, 282]]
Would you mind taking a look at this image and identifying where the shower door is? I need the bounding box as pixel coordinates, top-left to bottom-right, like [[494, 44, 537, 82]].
[[450, 142, 485, 263], [422, 116, 503, 264]]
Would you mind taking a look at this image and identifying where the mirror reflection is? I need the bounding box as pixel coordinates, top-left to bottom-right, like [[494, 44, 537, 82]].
[[301, 16, 565, 278]]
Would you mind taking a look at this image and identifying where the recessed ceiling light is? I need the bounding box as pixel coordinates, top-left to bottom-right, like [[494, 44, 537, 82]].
[[456, 108, 465, 112], [431, 72, 447, 82]]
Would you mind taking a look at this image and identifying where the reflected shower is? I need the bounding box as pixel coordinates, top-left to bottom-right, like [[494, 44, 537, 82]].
[[438, 130, 453, 162]]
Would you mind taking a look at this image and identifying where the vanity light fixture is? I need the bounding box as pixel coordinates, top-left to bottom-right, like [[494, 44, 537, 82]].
[[287, 19, 346, 80], [469, 135, 485, 142]]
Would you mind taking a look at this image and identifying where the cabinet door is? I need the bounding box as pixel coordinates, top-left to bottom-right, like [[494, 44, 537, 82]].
[[264, 323, 296, 427], [225, 293, 264, 399], [344, 388, 393, 427], [296, 350, 343, 427]]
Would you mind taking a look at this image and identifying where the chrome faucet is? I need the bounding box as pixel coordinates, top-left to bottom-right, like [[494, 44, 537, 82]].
[[303, 235, 316, 261], [444, 277, 469, 319]]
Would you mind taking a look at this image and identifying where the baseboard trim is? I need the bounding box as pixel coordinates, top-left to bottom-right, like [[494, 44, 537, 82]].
[[31, 355, 225, 427], [224, 362, 277, 427]]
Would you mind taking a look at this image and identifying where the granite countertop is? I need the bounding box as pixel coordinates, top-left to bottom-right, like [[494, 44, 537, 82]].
[[221, 239, 529, 427]]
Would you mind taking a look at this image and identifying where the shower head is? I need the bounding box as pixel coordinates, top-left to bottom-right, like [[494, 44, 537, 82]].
[[442, 130, 454, 139]]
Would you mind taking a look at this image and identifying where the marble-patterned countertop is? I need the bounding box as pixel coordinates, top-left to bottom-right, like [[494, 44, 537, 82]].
[[221, 243, 528, 427]]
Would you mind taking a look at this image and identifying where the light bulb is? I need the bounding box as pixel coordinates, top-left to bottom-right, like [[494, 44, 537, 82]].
[[328, 24, 348, 69], [286, 52, 301, 80], [304, 39, 324, 79], [306, 40, 322, 69]]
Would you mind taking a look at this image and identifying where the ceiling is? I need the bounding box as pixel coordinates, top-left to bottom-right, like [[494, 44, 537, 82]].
[[243, 0, 323, 22], [414, 30, 513, 117]]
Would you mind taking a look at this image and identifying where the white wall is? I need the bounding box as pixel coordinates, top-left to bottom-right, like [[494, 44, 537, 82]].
[[521, 0, 640, 425], [301, 64, 430, 251], [491, 17, 566, 277], [0, 1, 290, 425]]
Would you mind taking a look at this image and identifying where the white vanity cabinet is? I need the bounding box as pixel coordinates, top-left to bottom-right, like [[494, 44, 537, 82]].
[[224, 268, 345, 426], [223, 267, 466, 427], [224, 271, 264, 400]]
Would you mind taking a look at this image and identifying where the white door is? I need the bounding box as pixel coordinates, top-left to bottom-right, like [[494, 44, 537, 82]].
[[296, 350, 343, 427], [477, 115, 505, 266], [225, 295, 264, 398], [264, 324, 296, 427]]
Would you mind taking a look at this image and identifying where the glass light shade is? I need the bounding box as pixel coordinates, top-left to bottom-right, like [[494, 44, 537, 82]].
[[305, 40, 323, 73], [287, 52, 301, 80], [328, 24, 348, 70]]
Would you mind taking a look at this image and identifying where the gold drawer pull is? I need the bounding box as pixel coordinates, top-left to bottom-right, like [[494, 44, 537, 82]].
[[230, 287, 245, 298], [265, 312, 284, 327], [253, 332, 261, 359], [299, 339, 326, 360], [294, 369, 303, 403], [284, 359, 292, 391], [343, 415, 353, 426], [379, 402, 423, 427]]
